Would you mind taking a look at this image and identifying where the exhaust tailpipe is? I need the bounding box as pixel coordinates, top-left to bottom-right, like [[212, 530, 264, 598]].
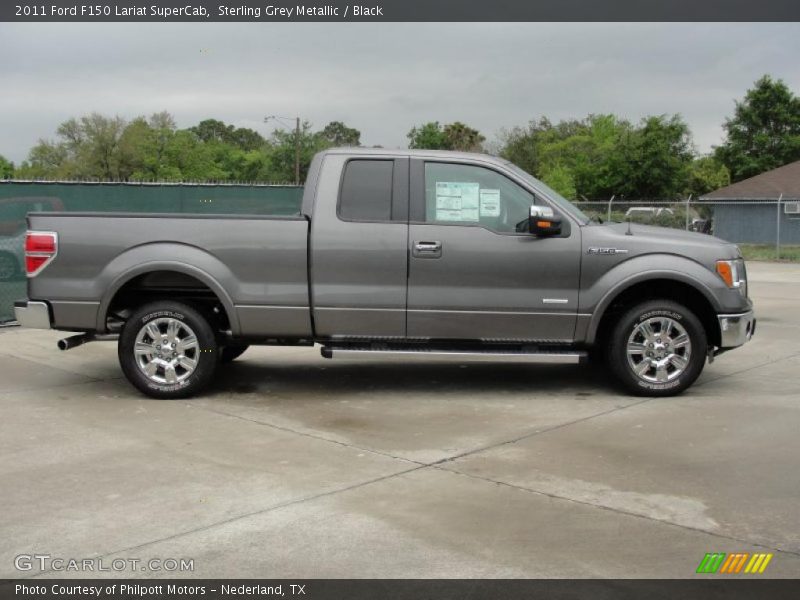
[[58, 334, 91, 351], [57, 333, 117, 350]]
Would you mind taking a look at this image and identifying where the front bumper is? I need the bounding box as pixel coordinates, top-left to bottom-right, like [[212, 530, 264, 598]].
[[13, 300, 52, 329], [717, 310, 755, 348]]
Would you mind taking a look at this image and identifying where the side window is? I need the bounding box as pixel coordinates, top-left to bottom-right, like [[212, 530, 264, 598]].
[[424, 162, 534, 233], [339, 159, 394, 221]]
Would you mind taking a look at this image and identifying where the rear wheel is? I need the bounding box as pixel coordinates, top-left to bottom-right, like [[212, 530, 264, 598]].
[[118, 301, 218, 399], [607, 300, 707, 396]]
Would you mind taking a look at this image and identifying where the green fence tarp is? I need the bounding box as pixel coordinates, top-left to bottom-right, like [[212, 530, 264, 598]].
[[0, 181, 304, 322]]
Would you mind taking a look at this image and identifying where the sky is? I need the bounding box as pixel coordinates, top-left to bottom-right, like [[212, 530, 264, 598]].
[[1, 22, 799, 164]]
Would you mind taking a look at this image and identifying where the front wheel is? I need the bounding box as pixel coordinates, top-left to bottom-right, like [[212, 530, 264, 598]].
[[607, 300, 707, 397], [118, 301, 218, 399]]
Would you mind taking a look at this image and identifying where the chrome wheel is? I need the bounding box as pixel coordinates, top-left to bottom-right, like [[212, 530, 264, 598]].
[[134, 318, 199, 385], [626, 316, 691, 384]]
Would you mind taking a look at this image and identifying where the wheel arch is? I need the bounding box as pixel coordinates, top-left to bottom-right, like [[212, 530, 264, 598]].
[[98, 260, 239, 335], [588, 275, 722, 349]]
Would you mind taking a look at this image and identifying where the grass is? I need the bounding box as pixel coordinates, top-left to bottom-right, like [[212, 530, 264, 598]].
[[739, 244, 800, 262]]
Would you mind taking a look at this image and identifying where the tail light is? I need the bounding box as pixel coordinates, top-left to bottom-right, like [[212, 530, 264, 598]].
[[25, 231, 58, 277]]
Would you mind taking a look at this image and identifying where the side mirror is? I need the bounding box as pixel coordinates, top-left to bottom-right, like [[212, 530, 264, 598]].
[[526, 205, 562, 236]]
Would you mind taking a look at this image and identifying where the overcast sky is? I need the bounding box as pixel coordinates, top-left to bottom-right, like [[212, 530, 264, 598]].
[[1, 22, 798, 163]]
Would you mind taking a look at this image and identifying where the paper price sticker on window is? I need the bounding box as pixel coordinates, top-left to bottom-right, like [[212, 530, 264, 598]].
[[436, 182, 480, 222], [479, 189, 500, 217]]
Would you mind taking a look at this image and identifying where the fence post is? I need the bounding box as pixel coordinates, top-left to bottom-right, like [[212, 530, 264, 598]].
[[685, 194, 692, 231], [607, 195, 615, 222], [776, 194, 783, 260]]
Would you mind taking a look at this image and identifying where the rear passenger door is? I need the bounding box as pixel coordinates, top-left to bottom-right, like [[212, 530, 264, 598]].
[[310, 155, 409, 339]]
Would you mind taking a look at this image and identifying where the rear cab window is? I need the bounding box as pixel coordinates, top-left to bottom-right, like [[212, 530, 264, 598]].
[[338, 159, 394, 221]]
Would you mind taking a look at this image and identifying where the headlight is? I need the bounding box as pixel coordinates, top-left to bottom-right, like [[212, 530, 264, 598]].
[[716, 259, 747, 297]]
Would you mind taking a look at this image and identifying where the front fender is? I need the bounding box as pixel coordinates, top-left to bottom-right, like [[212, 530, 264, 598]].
[[581, 253, 746, 344], [95, 243, 239, 334]]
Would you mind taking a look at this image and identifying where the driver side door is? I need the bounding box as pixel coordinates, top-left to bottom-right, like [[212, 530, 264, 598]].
[[406, 159, 582, 342]]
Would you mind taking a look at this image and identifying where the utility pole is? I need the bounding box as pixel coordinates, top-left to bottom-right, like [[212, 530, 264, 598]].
[[295, 117, 300, 186], [264, 114, 302, 185], [776, 193, 783, 260]]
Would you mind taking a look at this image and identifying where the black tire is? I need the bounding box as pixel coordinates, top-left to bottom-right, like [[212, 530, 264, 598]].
[[118, 301, 218, 399], [607, 300, 707, 397], [220, 344, 249, 363]]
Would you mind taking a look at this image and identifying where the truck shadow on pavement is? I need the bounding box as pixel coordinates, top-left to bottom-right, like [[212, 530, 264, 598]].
[[206, 360, 619, 399]]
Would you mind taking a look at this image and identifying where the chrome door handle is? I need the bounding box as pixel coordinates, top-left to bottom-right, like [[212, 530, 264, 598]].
[[413, 241, 442, 258]]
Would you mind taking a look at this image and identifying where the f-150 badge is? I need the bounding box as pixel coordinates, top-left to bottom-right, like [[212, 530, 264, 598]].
[[587, 247, 629, 255]]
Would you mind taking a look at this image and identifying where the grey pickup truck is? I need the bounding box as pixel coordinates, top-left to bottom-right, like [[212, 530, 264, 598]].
[[15, 148, 755, 399]]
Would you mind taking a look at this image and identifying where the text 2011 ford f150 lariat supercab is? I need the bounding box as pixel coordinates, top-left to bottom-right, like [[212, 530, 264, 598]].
[[14, 148, 755, 398]]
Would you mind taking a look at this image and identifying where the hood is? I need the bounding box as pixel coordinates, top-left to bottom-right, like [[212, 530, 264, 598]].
[[582, 222, 741, 270]]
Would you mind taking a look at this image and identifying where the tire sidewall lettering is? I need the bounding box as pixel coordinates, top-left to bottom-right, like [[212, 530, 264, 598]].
[[637, 309, 682, 323], [141, 310, 185, 324]]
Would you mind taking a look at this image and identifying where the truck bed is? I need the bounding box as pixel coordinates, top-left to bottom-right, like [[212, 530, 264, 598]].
[[26, 212, 313, 337]]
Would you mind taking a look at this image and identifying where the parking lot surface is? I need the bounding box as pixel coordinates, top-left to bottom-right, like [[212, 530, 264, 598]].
[[1, 262, 799, 578]]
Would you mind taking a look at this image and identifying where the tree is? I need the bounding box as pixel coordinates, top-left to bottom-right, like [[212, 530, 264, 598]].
[[714, 75, 800, 182], [119, 113, 179, 180], [17, 112, 274, 182], [499, 113, 692, 199], [20, 113, 130, 180], [0, 155, 14, 179], [407, 122, 449, 150], [407, 121, 485, 151], [685, 156, 730, 198], [190, 118, 231, 144], [16, 141, 68, 178], [442, 122, 485, 152], [540, 164, 577, 200], [70, 113, 128, 180], [320, 121, 361, 147], [228, 127, 266, 152], [610, 115, 693, 199], [190, 118, 265, 151], [499, 114, 631, 199], [267, 121, 330, 182]]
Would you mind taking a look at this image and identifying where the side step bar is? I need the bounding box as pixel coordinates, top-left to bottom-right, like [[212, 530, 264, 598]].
[[321, 346, 586, 364]]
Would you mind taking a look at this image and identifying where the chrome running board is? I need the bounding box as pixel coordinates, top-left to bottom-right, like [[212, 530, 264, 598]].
[[320, 346, 586, 364]]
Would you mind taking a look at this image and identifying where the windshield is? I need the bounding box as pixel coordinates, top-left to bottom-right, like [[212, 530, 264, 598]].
[[502, 161, 590, 225]]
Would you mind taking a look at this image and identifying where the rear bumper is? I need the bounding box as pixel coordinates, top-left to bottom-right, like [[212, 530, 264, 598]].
[[13, 300, 52, 329], [718, 310, 755, 349]]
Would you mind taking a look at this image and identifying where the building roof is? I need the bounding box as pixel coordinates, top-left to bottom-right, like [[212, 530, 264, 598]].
[[701, 160, 800, 200]]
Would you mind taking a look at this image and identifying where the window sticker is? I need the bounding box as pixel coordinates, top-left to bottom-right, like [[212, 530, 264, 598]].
[[479, 189, 501, 217], [435, 182, 480, 222]]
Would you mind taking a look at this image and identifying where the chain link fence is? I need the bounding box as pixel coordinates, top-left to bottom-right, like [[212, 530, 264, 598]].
[[0, 180, 304, 323], [575, 197, 800, 252]]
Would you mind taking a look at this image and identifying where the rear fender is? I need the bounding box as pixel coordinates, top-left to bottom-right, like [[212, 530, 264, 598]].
[[95, 243, 239, 334]]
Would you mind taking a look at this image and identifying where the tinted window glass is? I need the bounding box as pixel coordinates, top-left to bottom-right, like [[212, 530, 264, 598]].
[[424, 162, 534, 233], [339, 160, 394, 221]]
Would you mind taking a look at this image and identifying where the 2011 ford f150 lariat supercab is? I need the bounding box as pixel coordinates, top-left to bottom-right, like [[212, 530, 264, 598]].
[[14, 148, 755, 398]]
